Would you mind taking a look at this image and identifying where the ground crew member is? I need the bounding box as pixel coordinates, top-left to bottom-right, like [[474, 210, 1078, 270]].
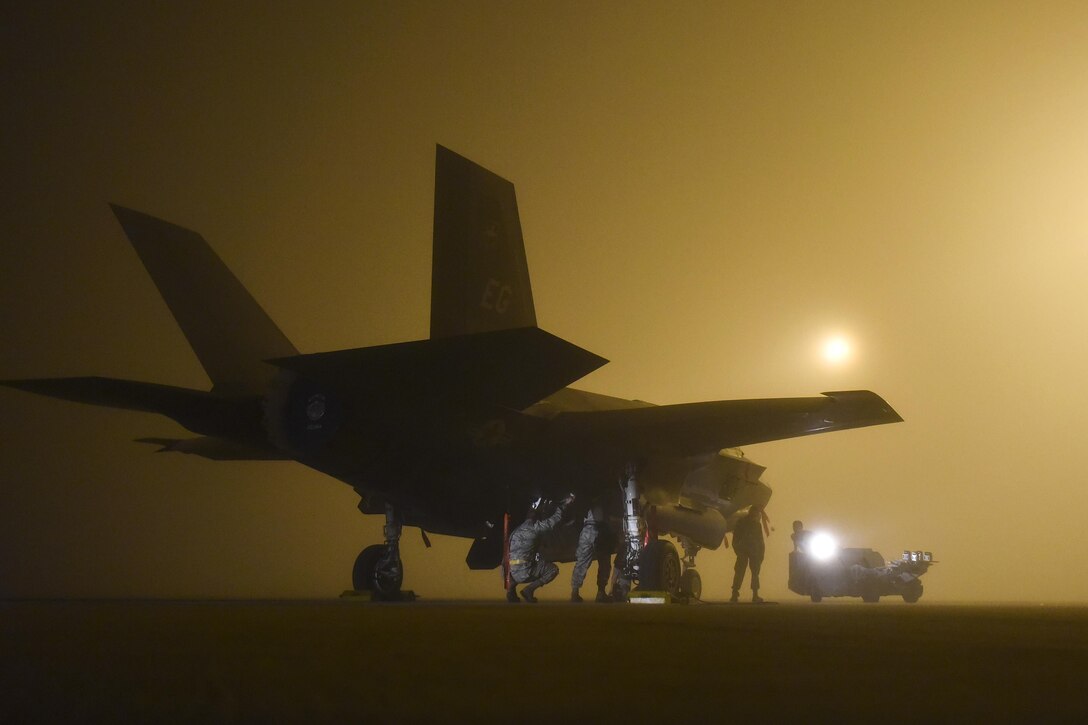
[[791, 520, 812, 554], [507, 493, 575, 603], [570, 502, 612, 603], [730, 504, 768, 603]]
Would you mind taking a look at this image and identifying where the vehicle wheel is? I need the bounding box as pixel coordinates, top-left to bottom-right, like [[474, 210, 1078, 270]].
[[902, 580, 923, 604], [639, 539, 682, 594], [810, 583, 823, 603], [352, 544, 387, 591], [679, 569, 702, 600], [861, 593, 880, 603]]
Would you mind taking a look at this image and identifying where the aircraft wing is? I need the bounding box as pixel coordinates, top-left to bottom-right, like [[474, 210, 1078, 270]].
[[547, 390, 901, 459]]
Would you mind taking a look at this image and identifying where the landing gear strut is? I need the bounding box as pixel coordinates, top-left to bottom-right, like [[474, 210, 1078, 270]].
[[609, 465, 644, 601], [620, 464, 644, 582], [352, 503, 404, 598], [615, 464, 694, 601]]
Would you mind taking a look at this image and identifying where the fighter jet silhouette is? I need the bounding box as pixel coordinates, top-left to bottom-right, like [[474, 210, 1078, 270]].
[[2, 146, 901, 597]]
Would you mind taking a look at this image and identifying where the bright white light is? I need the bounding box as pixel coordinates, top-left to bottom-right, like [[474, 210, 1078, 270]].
[[822, 337, 851, 364], [808, 531, 838, 562]]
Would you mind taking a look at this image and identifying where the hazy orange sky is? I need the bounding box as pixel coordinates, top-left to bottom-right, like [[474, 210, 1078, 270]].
[[4, 1, 1088, 602]]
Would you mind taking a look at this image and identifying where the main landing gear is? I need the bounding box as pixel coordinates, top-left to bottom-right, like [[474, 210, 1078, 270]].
[[638, 539, 682, 593], [619, 464, 644, 584], [352, 503, 404, 598], [619, 464, 702, 603], [635, 537, 702, 601]]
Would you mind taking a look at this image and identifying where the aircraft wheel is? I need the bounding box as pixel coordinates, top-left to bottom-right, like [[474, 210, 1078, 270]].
[[639, 540, 682, 594], [679, 569, 702, 600], [352, 544, 387, 592], [902, 581, 923, 604], [373, 552, 404, 598]]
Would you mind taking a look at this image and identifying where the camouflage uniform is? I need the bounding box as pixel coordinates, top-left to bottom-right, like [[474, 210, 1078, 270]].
[[570, 504, 612, 594], [508, 501, 567, 598]]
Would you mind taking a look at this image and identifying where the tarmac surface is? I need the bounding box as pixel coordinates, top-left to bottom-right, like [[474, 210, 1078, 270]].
[[3, 598, 1088, 723]]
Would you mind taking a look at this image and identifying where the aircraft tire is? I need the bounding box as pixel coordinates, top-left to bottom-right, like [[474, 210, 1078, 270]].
[[372, 554, 404, 598], [352, 544, 386, 592], [679, 569, 702, 600], [638, 540, 681, 595]]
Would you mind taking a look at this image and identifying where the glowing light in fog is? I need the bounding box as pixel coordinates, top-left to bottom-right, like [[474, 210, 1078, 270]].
[[822, 337, 851, 364], [809, 531, 838, 561]]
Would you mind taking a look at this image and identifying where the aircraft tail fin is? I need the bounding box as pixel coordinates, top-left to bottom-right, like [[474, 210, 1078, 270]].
[[430, 146, 537, 339], [109, 204, 298, 394]]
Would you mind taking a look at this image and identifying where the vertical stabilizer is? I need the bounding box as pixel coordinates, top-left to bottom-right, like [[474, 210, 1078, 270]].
[[110, 204, 298, 394], [430, 146, 537, 338]]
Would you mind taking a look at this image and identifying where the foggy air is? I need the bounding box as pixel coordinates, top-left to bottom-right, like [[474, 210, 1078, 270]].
[[4, 2, 1088, 606]]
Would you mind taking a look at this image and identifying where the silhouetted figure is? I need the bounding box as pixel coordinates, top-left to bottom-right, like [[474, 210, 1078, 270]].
[[791, 520, 812, 554], [730, 505, 767, 603], [507, 494, 574, 603], [570, 502, 612, 603]]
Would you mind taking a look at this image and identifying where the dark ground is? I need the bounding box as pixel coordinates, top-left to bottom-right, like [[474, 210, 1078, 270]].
[[2, 599, 1087, 723]]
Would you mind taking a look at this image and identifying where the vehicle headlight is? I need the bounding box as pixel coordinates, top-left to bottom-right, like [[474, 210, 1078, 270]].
[[808, 532, 838, 562]]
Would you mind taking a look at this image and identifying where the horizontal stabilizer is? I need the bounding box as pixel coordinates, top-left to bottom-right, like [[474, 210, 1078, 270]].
[[2, 376, 264, 441], [269, 326, 607, 411], [3, 376, 217, 414], [550, 390, 902, 458]]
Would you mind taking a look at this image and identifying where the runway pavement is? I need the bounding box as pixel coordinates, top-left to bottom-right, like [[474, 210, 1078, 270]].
[[3, 598, 1087, 722]]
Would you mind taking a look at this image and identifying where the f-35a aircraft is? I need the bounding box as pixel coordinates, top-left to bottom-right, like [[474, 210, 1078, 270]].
[[2, 146, 901, 599]]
